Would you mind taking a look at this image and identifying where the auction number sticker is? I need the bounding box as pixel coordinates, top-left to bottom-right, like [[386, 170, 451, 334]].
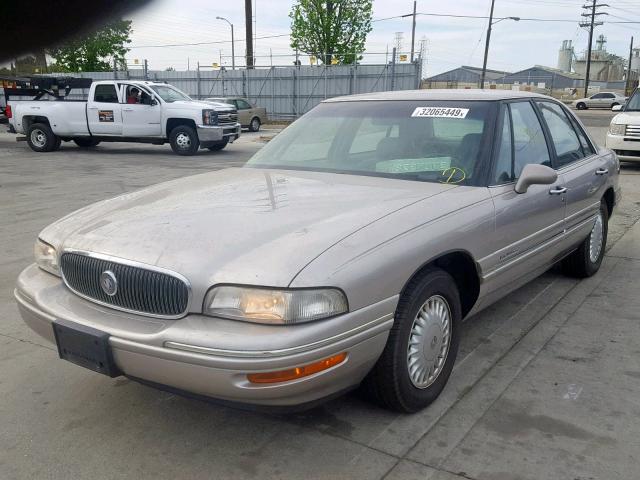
[[411, 107, 469, 119]]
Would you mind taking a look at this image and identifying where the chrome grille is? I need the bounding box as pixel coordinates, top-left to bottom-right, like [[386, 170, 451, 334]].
[[218, 111, 238, 126], [625, 125, 640, 138], [60, 252, 189, 317]]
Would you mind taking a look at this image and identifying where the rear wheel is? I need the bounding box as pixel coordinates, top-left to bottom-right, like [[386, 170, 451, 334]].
[[576, 102, 587, 110], [249, 117, 261, 132], [361, 268, 461, 412], [74, 138, 100, 148], [563, 201, 608, 278], [169, 125, 199, 156], [207, 138, 229, 151], [27, 123, 59, 152]]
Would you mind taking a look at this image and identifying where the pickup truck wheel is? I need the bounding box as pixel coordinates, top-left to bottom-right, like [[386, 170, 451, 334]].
[[361, 268, 460, 412], [169, 125, 199, 156], [562, 201, 608, 278], [249, 117, 261, 132], [74, 138, 100, 148], [207, 138, 229, 151], [27, 123, 58, 152]]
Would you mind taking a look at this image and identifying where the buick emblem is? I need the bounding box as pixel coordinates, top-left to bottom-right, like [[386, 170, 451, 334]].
[[100, 270, 118, 296]]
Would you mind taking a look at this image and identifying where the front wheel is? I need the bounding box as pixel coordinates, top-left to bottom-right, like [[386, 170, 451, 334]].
[[169, 125, 200, 156], [27, 123, 59, 152], [563, 201, 608, 278], [207, 138, 229, 151], [576, 102, 587, 110], [361, 268, 461, 412]]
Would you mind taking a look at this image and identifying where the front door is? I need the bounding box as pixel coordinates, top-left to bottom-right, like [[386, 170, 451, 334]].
[[87, 84, 123, 135], [236, 98, 253, 126], [120, 84, 162, 137], [483, 100, 567, 294]]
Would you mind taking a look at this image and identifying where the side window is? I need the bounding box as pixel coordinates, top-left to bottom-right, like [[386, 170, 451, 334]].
[[537, 101, 584, 167], [509, 101, 551, 178], [493, 105, 513, 184], [236, 99, 251, 109], [568, 114, 595, 156], [591, 93, 602, 99], [603, 93, 614, 99], [94, 84, 118, 103]]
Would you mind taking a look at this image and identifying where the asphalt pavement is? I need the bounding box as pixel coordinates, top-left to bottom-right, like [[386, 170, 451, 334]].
[[1, 115, 640, 480]]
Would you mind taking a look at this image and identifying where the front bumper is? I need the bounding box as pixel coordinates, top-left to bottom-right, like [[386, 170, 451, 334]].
[[606, 133, 640, 162], [197, 123, 241, 144], [15, 264, 395, 407]]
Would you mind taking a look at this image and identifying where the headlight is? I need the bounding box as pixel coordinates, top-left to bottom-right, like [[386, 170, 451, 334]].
[[203, 286, 348, 324], [609, 123, 626, 136], [202, 109, 218, 125], [34, 239, 60, 276]]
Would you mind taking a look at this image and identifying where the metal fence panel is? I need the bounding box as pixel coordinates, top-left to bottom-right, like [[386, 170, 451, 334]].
[[44, 62, 421, 119]]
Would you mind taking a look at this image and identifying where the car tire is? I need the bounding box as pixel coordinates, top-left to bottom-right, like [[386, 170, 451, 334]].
[[249, 117, 261, 132], [27, 122, 59, 152], [361, 268, 461, 413], [74, 138, 100, 148], [576, 102, 587, 110], [562, 201, 608, 278], [611, 102, 619, 109], [169, 125, 200, 156], [207, 138, 229, 151]]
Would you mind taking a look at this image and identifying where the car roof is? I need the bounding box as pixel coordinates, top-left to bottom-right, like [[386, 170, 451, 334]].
[[323, 89, 551, 103]]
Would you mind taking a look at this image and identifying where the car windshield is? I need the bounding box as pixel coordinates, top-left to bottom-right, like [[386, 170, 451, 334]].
[[150, 85, 191, 103], [246, 100, 496, 185], [625, 90, 640, 111]]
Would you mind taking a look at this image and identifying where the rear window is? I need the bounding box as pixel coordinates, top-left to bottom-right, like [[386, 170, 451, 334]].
[[94, 84, 118, 103], [246, 100, 497, 186]]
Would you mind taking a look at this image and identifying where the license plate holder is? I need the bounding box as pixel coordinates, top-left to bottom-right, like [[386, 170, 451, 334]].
[[52, 319, 121, 377]]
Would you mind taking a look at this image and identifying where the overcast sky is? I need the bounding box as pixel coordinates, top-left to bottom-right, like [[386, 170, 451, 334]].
[[125, 0, 638, 75]]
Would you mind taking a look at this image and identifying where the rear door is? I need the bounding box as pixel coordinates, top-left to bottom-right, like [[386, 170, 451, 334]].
[[120, 84, 162, 137], [536, 101, 607, 238], [87, 84, 123, 135], [485, 100, 566, 293]]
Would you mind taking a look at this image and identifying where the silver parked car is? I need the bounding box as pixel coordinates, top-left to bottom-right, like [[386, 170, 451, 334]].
[[573, 91, 627, 110], [205, 97, 267, 132], [16, 90, 620, 412]]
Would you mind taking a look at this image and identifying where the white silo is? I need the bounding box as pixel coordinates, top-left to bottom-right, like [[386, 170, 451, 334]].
[[557, 40, 574, 73], [632, 48, 640, 74]]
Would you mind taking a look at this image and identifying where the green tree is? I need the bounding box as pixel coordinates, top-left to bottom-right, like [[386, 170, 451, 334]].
[[48, 20, 132, 72], [289, 0, 373, 65]]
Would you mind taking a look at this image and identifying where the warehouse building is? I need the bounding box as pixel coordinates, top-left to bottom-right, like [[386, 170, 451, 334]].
[[494, 65, 584, 90], [424, 66, 510, 89]]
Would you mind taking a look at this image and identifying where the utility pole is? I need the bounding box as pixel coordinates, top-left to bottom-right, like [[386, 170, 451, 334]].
[[626, 36, 634, 96], [480, 0, 496, 89], [245, 0, 254, 68], [410, 1, 417, 62], [580, 1, 607, 98]]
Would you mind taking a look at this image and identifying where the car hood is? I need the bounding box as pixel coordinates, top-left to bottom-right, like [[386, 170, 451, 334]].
[[612, 112, 640, 125], [169, 100, 235, 112], [42, 168, 456, 297]]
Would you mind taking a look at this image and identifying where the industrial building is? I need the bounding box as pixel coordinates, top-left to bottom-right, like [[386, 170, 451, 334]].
[[573, 35, 626, 82], [423, 66, 509, 89], [494, 65, 584, 90]]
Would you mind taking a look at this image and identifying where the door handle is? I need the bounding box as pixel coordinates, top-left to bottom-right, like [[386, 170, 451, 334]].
[[88, 107, 98, 110], [549, 186, 567, 195], [123, 108, 133, 112], [595, 168, 609, 176]]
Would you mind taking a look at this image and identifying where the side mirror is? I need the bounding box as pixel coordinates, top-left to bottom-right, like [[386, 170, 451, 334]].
[[612, 104, 623, 112], [514, 164, 558, 194]]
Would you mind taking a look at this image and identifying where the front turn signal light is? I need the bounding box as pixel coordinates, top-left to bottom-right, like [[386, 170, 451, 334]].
[[247, 352, 347, 384]]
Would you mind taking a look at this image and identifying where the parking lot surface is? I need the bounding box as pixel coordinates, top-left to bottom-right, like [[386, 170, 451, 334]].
[[1, 113, 640, 480]]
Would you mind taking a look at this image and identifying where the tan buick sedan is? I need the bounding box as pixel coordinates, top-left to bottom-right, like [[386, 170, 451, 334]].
[[16, 90, 620, 412], [205, 97, 267, 132]]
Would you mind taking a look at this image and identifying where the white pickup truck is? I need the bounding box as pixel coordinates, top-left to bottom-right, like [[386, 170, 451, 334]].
[[7, 80, 241, 155], [606, 88, 640, 163]]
